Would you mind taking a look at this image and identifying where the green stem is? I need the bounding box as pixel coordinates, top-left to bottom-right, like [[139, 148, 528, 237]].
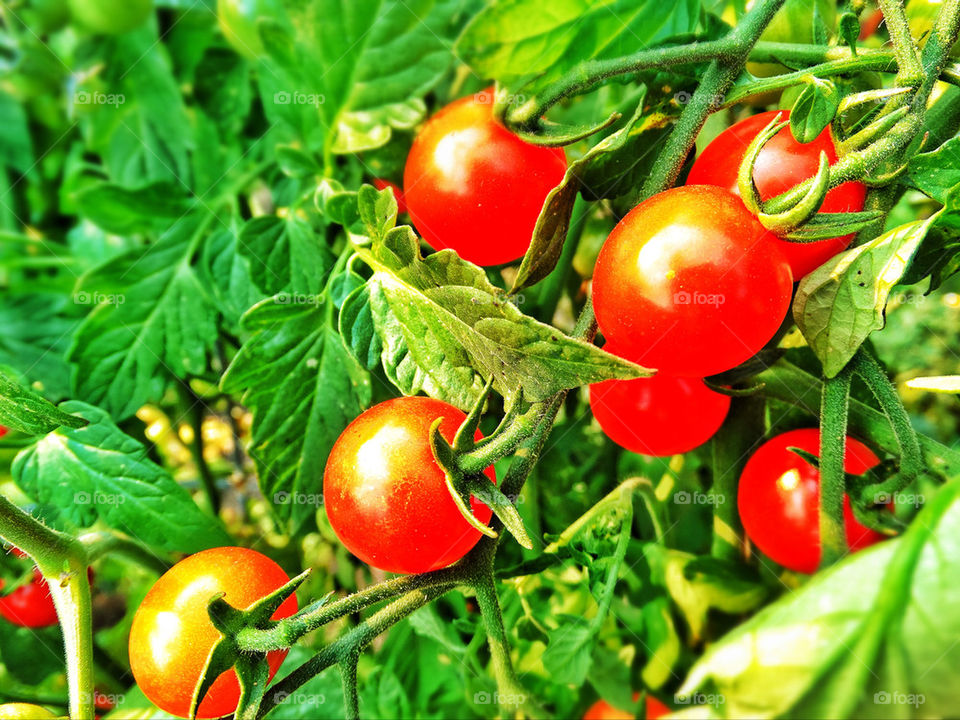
[[339, 655, 360, 720], [878, 0, 925, 84], [473, 572, 540, 717], [255, 586, 447, 719], [178, 380, 220, 516], [819, 367, 853, 569], [640, 0, 788, 198], [458, 404, 543, 476], [0, 497, 95, 720]]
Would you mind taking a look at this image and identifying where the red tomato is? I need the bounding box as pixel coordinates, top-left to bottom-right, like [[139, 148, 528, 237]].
[[0, 548, 59, 628], [324, 396, 494, 574], [0, 425, 7, 438], [590, 344, 730, 456], [403, 91, 567, 266], [592, 185, 793, 377], [738, 428, 886, 573], [584, 694, 670, 719], [128, 547, 297, 719], [687, 110, 867, 278], [372, 178, 407, 215]]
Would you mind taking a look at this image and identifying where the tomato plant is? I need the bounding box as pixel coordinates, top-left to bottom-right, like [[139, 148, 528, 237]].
[[687, 110, 868, 278], [592, 185, 793, 377], [128, 547, 297, 719], [738, 429, 886, 573], [3, 1, 960, 719], [404, 91, 568, 266], [324, 397, 494, 574], [583, 694, 670, 719]]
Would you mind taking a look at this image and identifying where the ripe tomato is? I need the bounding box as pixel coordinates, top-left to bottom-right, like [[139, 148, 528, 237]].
[[592, 185, 793, 377], [129, 547, 297, 719], [738, 428, 886, 574], [0, 425, 7, 438], [0, 704, 57, 720], [687, 110, 867, 278], [67, 0, 153, 34], [217, 0, 284, 59], [0, 548, 59, 629], [372, 178, 407, 215], [584, 694, 670, 719], [590, 344, 730, 456], [324, 396, 494, 574], [403, 92, 567, 266]]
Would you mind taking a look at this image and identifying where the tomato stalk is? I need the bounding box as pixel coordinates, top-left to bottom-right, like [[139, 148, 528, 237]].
[[818, 366, 854, 569], [879, 0, 926, 85]]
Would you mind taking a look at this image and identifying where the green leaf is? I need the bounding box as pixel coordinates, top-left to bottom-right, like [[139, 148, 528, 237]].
[[236, 215, 335, 295], [0, 624, 63, 685], [261, 0, 476, 155], [0, 90, 33, 173], [12, 402, 231, 552], [69, 215, 218, 419], [221, 296, 371, 528], [343, 216, 644, 408], [0, 294, 77, 400], [457, 0, 700, 93], [905, 134, 960, 203], [679, 476, 960, 718], [0, 370, 87, 435], [793, 215, 937, 377], [790, 78, 840, 144], [904, 375, 960, 393], [72, 180, 193, 235], [198, 228, 269, 332], [542, 618, 595, 685]]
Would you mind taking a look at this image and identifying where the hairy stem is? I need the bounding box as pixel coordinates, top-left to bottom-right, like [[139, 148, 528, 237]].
[[819, 368, 853, 569]]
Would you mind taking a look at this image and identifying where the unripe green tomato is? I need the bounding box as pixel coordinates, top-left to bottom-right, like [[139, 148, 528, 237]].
[[21, 0, 70, 34], [67, 0, 153, 35], [0, 704, 59, 720], [217, 0, 284, 59]]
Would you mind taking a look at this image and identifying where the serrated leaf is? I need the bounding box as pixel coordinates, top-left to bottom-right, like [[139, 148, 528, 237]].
[[347, 220, 645, 408], [68, 215, 218, 419], [0, 371, 87, 435], [198, 228, 268, 332], [12, 402, 230, 551], [221, 297, 371, 528], [72, 180, 193, 235], [794, 216, 937, 377], [236, 216, 335, 296], [261, 0, 475, 155], [457, 0, 700, 96], [0, 294, 77, 400]]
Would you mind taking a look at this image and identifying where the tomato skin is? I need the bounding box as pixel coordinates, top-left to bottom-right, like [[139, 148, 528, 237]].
[[738, 429, 886, 574], [590, 345, 730, 456], [67, 0, 153, 34], [0, 704, 58, 720], [584, 694, 670, 719], [687, 110, 867, 279], [403, 92, 567, 266], [324, 397, 494, 574], [0, 569, 59, 628], [592, 185, 793, 377], [128, 547, 297, 719], [372, 178, 407, 215], [0, 425, 7, 438]]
